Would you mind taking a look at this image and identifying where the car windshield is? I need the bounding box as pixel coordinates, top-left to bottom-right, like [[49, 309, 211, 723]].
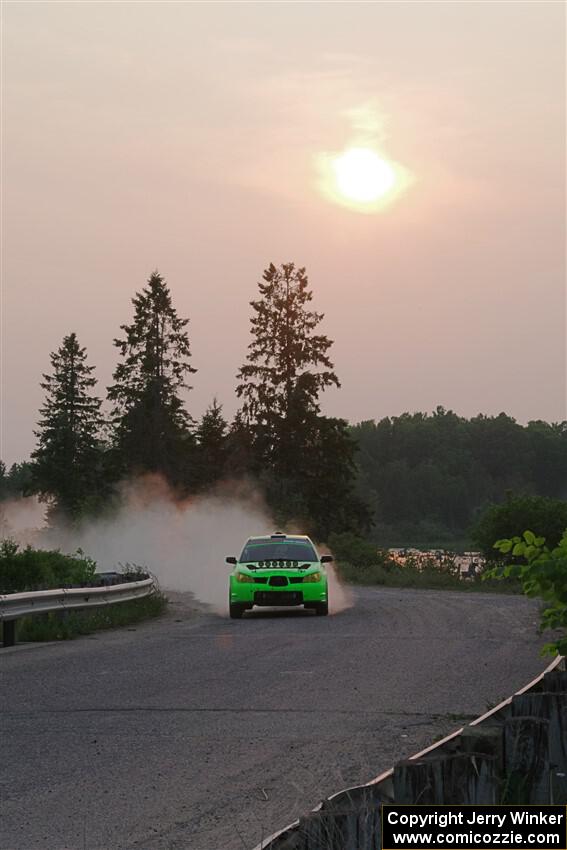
[[240, 539, 318, 563]]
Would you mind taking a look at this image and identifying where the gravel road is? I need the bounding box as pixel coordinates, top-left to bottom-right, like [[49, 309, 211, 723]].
[[0, 586, 549, 850]]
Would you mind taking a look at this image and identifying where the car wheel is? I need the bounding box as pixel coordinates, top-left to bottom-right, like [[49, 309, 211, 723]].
[[229, 602, 246, 619], [314, 600, 329, 616]]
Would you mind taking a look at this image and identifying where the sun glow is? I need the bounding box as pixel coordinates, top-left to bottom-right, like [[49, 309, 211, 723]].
[[317, 145, 411, 213], [333, 148, 396, 203]]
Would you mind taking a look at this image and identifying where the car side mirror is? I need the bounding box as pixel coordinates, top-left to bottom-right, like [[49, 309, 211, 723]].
[[320, 555, 333, 564], [226, 556, 237, 565]]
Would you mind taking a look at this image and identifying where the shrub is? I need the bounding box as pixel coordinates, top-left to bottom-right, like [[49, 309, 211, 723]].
[[0, 540, 96, 594], [335, 548, 520, 593], [488, 529, 567, 655], [471, 494, 567, 560], [328, 532, 389, 569]]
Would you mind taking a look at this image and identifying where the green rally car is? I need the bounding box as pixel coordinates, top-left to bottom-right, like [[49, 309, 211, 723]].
[[227, 532, 331, 619]]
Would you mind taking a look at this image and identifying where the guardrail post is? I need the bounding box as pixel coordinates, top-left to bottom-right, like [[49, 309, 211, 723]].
[[3, 620, 16, 647]]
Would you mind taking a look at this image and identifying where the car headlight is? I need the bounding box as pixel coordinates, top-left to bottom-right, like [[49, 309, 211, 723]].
[[236, 572, 255, 583], [303, 572, 322, 583]]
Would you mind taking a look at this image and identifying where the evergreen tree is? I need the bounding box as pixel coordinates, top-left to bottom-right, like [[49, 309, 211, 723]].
[[223, 412, 255, 480], [236, 262, 339, 472], [0, 461, 36, 501], [195, 398, 228, 488], [0, 462, 9, 501], [236, 262, 369, 537], [32, 333, 105, 521], [108, 271, 196, 485]]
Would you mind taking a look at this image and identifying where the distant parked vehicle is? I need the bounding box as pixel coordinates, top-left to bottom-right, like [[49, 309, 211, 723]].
[[226, 532, 331, 619]]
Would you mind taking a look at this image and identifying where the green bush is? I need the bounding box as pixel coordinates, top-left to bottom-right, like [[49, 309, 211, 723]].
[[0, 540, 96, 594], [489, 529, 567, 655], [472, 494, 567, 560], [328, 532, 389, 568]]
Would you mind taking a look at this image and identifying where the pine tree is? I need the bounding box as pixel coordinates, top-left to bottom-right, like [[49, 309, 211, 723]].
[[0, 462, 8, 502], [0, 462, 35, 500], [108, 271, 196, 484], [236, 262, 369, 537], [300, 416, 371, 539], [32, 333, 105, 521], [223, 412, 255, 480], [236, 262, 339, 474], [195, 398, 228, 489]]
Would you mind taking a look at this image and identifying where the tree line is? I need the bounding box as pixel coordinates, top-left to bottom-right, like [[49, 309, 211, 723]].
[[2, 263, 566, 549], [353, 410, 567, 548], [3, 265, 368, 539]]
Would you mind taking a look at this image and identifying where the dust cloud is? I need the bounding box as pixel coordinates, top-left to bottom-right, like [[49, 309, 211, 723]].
[[317, 542, 353, 614], [43, 476, 272, 611], [1, 476, 353, 615], [0, 496, 45, 546]]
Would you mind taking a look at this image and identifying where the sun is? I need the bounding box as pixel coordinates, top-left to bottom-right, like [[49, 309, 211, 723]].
[[332, 147, 396, 203], [316, 144, 412, 212]]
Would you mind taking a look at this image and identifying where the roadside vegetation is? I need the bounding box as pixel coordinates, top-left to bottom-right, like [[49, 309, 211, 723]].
[[472, 494, 567, 558], [0, 540, 96, 593], [329, 532, 521, 594], [336, 559, 521, 593], [16, 592, 167, 642], [0, 541, 167, 642], [488, 529, 567, 655]]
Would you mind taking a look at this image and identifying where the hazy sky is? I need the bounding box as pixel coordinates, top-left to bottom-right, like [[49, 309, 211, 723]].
[[2, 1, 565, 465]]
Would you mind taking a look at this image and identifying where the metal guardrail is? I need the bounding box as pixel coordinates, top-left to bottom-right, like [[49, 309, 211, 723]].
[[0, 577, 157, 647], [252, 654, 566, 850]]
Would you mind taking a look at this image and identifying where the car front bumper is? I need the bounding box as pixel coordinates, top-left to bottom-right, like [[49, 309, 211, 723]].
[[229, 579, 327, 607]]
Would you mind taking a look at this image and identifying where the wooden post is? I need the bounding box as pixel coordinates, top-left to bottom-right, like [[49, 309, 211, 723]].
[[321, 786, 383, 850], [460, 725, 504, 764], [503, 716, 550, 803], [299, 811, 338, 850], [393, 753, 498, 804], [550, 763, 567, 806], [511, 693, 567, 775], [542, 671, 567, 693]]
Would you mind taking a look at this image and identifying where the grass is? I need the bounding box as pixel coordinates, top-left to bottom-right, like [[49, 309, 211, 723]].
[[16, 592, 168, 642], [336, 561, 523, 594]]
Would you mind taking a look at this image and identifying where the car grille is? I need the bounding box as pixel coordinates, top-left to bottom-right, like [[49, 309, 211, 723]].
[[254, 591, 303, 606], [288, 577, 304, 584], [268, 575, 288, 587], [253, 577, 267, 584]]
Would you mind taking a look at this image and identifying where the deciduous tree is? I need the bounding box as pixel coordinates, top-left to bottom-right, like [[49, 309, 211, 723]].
[[472, 493, 567, 559]]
